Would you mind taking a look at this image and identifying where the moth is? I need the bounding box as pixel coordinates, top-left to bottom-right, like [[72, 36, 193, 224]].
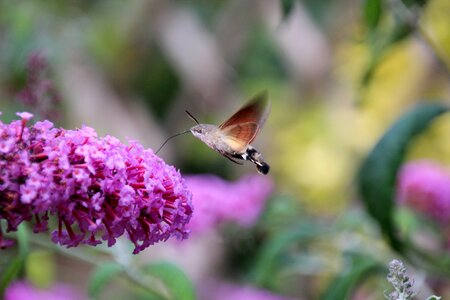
[[188, 92, 270, 175]]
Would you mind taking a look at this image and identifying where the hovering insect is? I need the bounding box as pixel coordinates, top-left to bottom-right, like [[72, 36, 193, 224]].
[[188, 92, 270, 174], [156, 92, 271, 174]]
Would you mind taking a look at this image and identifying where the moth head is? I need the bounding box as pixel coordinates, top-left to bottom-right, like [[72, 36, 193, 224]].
[[190, 125, 206, 138]]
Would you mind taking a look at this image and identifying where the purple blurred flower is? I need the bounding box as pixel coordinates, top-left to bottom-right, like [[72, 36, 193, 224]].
[[5, 281, 85, 300], [185, 174, 273, 234], [396, 160, 450, 224], [0, 113, 192, 253], [15, 52, 62, 120], [200, 282, 293, 300]]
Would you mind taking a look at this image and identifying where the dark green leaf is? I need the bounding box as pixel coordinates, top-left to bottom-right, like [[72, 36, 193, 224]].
[[88, 262, 123, 299], [142, 262, 195, 300], [360, 56, 379, 89], [363, 0, 383, 30], [281, 0, 296, 18], [401, 0, 428, 8], [360, 21, 413, 91], [0, 257, 24, 295], [387, 22, 414, 45], [322, 253, 383, 300], [357, 103, 448, 252]]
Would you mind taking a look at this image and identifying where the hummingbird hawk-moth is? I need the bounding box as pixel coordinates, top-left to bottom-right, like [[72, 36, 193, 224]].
[[156, 92, 270, 174], [188, 92, 270, 175]]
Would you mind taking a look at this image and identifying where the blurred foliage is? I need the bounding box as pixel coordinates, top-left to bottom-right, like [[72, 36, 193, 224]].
[[25, 251, 55, 288], [358, 103, 448, 252], [0, 224, 29, 295]]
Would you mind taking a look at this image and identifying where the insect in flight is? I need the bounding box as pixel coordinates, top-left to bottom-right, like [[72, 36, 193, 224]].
[[156, 92, 270, 174]]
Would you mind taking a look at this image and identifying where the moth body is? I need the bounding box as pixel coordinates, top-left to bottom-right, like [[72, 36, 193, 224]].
[[190, 125, 270, 175], [190, 124, 235, 154], [188, 92, 270, 175]]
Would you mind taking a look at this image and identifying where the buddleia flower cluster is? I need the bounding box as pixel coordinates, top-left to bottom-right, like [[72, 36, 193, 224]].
[[397, 160, 450, 225], [0, 112, 193, 253], [385, 259, 415, 300]]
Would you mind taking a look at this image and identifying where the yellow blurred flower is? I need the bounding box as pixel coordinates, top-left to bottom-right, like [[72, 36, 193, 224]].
[[272, 3, 450, 214]]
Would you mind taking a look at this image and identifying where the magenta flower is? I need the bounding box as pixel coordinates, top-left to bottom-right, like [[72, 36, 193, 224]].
[[0, 113, 192, 253], [200, 282, 294, 300], [396, 160, 450, 224], [5, 281, 84, 300], [185, 174, 273, 234]]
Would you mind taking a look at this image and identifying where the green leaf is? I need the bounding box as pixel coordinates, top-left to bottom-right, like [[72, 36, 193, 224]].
[[88, 262, 123, 299], [0, 256, 25, 295], [427, 296, 442, 300], [250, 222, 323, 286], [142, 262, 195, 300], [322, 253, 382, 300], [281, 0, 296, 18], [357, 103, 449, 252], [363, 0, 383, 31], [360, 22, 413, 92], [0, 224, 30, 295]]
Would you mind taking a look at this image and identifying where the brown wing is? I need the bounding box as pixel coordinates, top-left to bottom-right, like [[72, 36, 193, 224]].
[[219, 91, 269, 130], [219, 91, 270, 152], [222, 123, 258, 152]]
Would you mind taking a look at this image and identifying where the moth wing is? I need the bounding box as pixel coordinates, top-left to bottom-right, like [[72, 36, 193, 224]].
[[219, 91, 270, 131], [221, 122, 258, 153]]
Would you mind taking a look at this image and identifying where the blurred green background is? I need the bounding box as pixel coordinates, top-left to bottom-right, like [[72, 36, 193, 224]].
[[1, 0, 450, 299]]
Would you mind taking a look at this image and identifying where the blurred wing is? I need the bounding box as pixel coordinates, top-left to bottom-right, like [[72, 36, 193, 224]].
[[219, 92, 270, 152], [222, 123, 258, 152]]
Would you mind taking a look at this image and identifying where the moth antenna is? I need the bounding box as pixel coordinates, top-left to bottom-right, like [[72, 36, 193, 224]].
[[185, 110, 200, 125], [155, 130, 190, 154]]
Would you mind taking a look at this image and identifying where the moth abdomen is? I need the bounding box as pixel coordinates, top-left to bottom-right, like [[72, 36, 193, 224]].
[[232, 146, 270, 175]]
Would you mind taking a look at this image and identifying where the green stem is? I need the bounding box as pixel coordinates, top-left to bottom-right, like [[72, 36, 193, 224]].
[[392, 0, 450, 79], [5, 233, 170, 300], [405, 244, 450, 277]]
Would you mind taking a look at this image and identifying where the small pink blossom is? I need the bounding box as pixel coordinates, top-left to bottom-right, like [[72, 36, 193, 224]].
[[5, 281, 85, 300], [0, 113, 193, 253], [185, 174, 274, 234], [200, 282, 294, 300], [16, 112, 34, 121], [396, 160, 450, 224]]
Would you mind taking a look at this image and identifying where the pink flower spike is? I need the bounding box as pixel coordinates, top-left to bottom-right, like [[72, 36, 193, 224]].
[[0, 113, 193, 253], [185, 174, 274, 234], [397, 160, 450, 225]]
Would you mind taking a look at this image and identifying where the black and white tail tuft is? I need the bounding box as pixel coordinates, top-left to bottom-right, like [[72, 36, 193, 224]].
[[256, 161, 270, 175], [246, 146, 270, 175]]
